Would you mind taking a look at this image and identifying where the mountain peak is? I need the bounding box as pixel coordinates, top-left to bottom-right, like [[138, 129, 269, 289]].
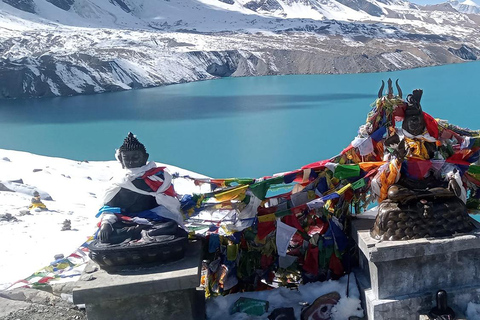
[[449, 0, 480, 13], [461, 0, 479, 6]]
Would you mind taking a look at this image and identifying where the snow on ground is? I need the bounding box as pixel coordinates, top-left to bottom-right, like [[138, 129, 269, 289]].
[[206, 274, 364, 320]]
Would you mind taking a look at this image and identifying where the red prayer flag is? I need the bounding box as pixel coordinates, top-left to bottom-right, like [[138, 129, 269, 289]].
[[257, 221, 276, 240], [407, 159, 432, 179], [329, 253, 344, 276], [283, 213, 304, 231], [302, 159, 330, 170], [423, 112, 439, 139], [303, 245, 319, 275]]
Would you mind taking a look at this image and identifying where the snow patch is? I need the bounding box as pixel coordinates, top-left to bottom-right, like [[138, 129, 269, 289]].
[[55, 63, 103, 93]]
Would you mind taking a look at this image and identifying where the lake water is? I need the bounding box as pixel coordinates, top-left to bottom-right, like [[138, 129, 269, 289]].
[[1, 61, 480, 178]]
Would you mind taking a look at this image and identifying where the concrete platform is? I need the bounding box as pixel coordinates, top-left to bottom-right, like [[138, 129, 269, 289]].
[[73, 240, 204, 320], [352, 217, 480, 320]]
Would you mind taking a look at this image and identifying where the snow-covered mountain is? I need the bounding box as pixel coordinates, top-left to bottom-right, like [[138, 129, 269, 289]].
[[0, 0, 479, 98], [449, 0, 480, 14]]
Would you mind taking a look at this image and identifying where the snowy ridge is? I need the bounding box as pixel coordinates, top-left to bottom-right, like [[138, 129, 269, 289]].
[[448, 0, 480, 14], [0, 0, 479, 98]]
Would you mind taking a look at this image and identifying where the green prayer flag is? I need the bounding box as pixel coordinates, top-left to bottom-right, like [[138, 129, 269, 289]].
[[275, 208, 292, 218], [249, 176, 285, 199], [334, 164, 360, 180], [224, 178, 255, 187], [468, 165, 480, 175], [272, 176, 285, 185], [249, 181, 269, 199], [351, 178, 366, 190]]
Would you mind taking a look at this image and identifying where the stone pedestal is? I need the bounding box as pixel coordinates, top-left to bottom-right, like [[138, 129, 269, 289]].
[[352, 218, 480, 320], [73, 240, 204, 320]]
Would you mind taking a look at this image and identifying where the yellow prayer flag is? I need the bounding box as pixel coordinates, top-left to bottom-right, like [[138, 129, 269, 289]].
[[214, 185, 249, 202], [336, 183, 352, 195], [258, 213, 276, 223]]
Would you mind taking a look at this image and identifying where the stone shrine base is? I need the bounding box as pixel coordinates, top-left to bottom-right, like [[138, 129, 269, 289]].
[[352, 218, 480, 320], [72, 240, 204, 320]]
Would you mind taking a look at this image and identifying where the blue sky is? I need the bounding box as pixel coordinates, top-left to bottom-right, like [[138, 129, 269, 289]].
[[411, 0, 442, 3], [412, 0, 477, 4]]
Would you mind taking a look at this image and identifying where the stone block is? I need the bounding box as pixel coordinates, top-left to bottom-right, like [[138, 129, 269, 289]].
[[73, 240, 204, 320], [352, 217, 480, 319], [84, 287, 205, 320]]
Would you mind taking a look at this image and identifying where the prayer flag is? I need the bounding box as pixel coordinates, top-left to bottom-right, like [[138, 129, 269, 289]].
[[214, 185, 248, 202], [334, 165, 360, 180], [303, 245, 319, 275], [276, 220, 297, 257], [423, 112, 439, 139], [406, 159, 432, 179], [352, 178, 366, 190]]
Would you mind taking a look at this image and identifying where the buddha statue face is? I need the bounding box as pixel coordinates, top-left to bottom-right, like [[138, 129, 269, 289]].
[[117, 132, 149, 169], [120, 150, 148, 169], [403, 112, 425, 136]]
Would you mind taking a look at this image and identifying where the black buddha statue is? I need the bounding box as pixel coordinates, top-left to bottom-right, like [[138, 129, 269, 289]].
[[370, 88, 474, 240], [89, 133, 188, 268]]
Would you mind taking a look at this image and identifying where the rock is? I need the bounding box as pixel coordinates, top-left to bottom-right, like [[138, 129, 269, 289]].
[[0, 296, 31, 318], [2, 0, 36, 14], [79, 274, 96, 282], [206, 63, 235, 77], [0, 183, 14, 192], [0, 288, 68, 306], [448, 44, 479, 61], [0, 290, 26, 301], [84, 263, 98, 274], [18, 209, 31, 216], [244, 0, 282, 12], [0, 291, 86, 320], [61, 220, 71, 231], [337, 0, 383, 16], [54, 254, 64, 260], [45, 0, 75, 11], [0, 182, 52, 200], [0, 214, 18, 222], [111, 0, 131, 12], [51, 282, 77, 297]]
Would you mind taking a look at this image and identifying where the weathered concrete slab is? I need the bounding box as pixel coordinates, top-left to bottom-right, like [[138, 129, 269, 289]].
[[352, 217, 480, 319], [73, 240, 204, 320]]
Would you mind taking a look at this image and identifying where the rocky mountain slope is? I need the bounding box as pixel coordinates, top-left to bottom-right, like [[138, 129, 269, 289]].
[[0, 0, 479, 98]]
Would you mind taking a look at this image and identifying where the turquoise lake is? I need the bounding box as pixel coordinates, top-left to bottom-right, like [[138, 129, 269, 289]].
[[1, 61, 479, 178]]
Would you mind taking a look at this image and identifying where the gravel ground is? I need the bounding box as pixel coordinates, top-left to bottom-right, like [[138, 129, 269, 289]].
[[0, 286, 86, 320], [0, 302, 86, 320]]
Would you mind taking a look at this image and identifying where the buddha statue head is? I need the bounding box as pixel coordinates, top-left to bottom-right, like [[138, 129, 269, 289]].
[[402, 89, 425, 136], [117, 132, 149, 169]]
